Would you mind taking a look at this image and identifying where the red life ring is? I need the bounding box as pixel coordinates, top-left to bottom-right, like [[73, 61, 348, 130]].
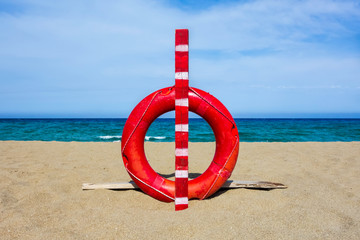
[[121, 86, 239, 202]]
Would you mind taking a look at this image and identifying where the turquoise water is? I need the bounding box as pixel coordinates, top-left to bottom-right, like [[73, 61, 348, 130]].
[[0, 118, 359, 142]]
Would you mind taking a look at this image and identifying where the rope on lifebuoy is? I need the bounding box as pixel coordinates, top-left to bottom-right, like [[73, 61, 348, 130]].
[[125, 164, 175, 201], [189, 87, 235, 127], [201, 135, 239, 199], [121, 90, 161, 155]]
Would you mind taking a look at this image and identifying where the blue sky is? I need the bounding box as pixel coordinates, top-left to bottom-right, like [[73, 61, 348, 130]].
[[0, 0, 359, 118]]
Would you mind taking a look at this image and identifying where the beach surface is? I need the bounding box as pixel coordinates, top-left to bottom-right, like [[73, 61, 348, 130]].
[[1, 141, 359, 239]]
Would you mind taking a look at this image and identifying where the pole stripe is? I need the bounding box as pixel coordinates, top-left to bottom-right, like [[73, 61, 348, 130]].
[[175, 72, 189, 80], [175, 197, 188, 205], [175, 170, 188, 178], [175, 124, 188, 132], [175, 98, 188, 107], [175, 148, 188, 157], [175, 44, 189, 52]]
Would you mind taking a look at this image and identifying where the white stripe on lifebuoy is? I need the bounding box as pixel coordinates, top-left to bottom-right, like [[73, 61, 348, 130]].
[[175, 124, 188, 132], [175, 148, 188, 157], [175, 44, 188, 52], [175, 197, 188, 205], [175, 170, 188, 178], [175, 98, 188, 107], [175, 72, 188, 80]]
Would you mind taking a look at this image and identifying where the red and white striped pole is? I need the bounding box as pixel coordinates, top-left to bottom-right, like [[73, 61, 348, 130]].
[[175, 29, 189, 211]]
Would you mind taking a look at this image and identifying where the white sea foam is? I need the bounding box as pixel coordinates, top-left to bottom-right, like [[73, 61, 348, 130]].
[[145, 136, 166, 141], [154, 136, 166, 140], [99, 135, 122, 139], [100, 135, 165, 141]]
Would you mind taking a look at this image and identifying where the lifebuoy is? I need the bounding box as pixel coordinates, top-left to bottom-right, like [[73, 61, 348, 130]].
[[121, 86, 239, 202]]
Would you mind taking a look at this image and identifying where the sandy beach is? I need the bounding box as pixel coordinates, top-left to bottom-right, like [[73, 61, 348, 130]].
[[0, 141, 359, 239]]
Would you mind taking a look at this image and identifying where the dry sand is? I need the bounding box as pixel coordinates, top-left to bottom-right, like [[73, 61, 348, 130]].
[[0, 141, 359, 239]]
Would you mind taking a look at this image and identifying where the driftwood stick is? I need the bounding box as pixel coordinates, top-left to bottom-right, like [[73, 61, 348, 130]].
[[82, 180, 287, 190], [82, 182, 138, 190], [223, 180, 287, 189]]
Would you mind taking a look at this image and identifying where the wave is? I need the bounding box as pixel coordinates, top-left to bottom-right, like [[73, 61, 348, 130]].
[[145, 136, 166, 141], [99, 135, 166, 141], [99, 135, 122, 139]]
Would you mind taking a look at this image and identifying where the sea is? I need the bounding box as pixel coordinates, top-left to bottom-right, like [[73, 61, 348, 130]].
[[0, 118, 359, 142]]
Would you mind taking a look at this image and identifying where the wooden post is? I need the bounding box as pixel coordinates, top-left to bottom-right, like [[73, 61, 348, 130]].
[[175, 29, 189, 211]]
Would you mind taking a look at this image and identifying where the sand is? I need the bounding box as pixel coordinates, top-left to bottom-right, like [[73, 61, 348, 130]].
[[0, 141, 359, 239]]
